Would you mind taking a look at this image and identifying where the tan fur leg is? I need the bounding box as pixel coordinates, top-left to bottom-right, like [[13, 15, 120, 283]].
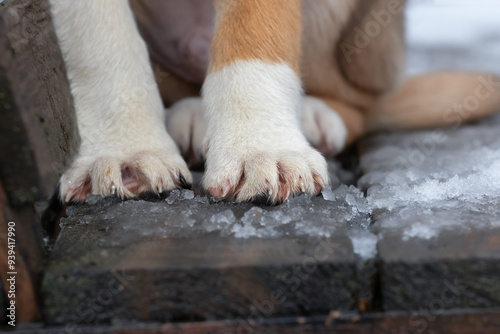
[[336, 0, 407, 94], [366, 72, 500, 132]]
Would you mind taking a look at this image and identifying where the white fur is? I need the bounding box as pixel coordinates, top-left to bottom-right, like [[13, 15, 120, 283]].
[[302, 96, 347, 155], [167, 95, 348, 162], [202, 60, 329, 202], [166, 98, 206, 164], [49, 0, 191, 201]]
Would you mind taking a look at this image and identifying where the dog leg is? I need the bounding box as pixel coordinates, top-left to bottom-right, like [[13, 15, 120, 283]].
[[49, 0, 192, 202], [202, 0, 328, 203]]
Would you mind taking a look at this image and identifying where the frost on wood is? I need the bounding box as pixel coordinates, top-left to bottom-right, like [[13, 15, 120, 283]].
[[359, 116, 500, 241], [60, 113, 500, 259], [62, 184, 371, 248]]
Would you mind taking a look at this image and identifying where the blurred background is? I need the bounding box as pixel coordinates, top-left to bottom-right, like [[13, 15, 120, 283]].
[[406, 0, 500, 74]]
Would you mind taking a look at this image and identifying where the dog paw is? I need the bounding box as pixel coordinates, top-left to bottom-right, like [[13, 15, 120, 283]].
[[201, 61, 330, 203], [60, 150, 192, 203], [166, 97, 206, 166], [203, 145, 328, 203], [301, 96, 347, 156]]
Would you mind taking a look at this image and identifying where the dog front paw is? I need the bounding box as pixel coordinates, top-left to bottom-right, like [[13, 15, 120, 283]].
[[203, 143, 328, 203], [60, 149, 192, 203], [201, 61, 329, 203]]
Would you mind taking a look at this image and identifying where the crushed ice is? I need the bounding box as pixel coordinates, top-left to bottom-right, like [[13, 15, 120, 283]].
[[64, 186, 372, 247], [65, 118, 500, 249], [359, 123, 500, 240]]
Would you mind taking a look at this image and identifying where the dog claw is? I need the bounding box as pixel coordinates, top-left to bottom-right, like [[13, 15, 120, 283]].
[[178, 174, 191, 189]]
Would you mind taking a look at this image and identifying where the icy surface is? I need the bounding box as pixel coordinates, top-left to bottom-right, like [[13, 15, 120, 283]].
[[359, 121, 500, 240], [63, 185, 370, 247]]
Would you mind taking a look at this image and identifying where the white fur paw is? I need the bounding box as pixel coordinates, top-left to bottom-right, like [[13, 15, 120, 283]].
[[166, 97, 206, 166], [203, 146, 328, 203], [302, 96, 347, 156], [60, 150, 192, 203], [202, 61, 329, 203]]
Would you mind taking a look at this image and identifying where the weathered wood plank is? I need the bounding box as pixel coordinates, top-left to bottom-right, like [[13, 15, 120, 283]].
[[0, 180, 43, 323], [0, 0, 78, 206], [0, 0, 77, 324], [42, 192, 363, 325], [13, 310, 500, 334]]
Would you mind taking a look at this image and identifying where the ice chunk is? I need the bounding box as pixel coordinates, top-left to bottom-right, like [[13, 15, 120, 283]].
[[402, 222, 438, 241], [349, 231, 378, 259], [182, 190, 195, 200], [231, 221, 257, 239], [181, 209, 192, 216], [241, 207, 265, 226], [185, 218, 196, 227], [202, 210, 236, 232], [321, 186, 336, 201], [295, 221, 332, 238], [345, 191, 370, 214], [166, 189, 182, 204], [193, 195, 210, 206], [165, 189, 197, 204], [322, 184, 353, 202], [265, 210, 292, 225]]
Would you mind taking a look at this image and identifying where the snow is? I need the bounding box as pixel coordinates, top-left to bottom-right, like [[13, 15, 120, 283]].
[[359, 123, 500, 240]]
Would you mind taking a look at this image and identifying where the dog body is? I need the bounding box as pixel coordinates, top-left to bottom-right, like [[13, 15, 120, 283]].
[[50, 0, 500, 203], [140, 0, 500, 159]]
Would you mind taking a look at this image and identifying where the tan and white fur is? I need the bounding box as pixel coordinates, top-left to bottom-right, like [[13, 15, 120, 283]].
[[50, 0, 329, 203], [201, 0, 328, 201], [51, 0, 500, 203], [158, 0, 500, 162]]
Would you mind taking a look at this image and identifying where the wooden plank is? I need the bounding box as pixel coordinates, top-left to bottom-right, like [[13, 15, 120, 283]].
[[0, 0, 78, 207], [0, 180, 43, 323], [377, 228, 500, 311], [0, 0, 78, 324], [42, 194, 361, 325], [14, 310, 500, 333]]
